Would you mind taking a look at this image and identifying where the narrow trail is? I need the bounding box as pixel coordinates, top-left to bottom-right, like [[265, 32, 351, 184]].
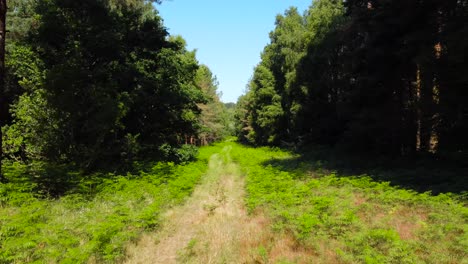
[[124, 146, 260, 263], [124, 146, 311, 264]]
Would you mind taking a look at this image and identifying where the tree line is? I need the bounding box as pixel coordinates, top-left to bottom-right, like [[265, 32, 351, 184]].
[[236, 0, 467, 159], [0, 0, 232, 181]]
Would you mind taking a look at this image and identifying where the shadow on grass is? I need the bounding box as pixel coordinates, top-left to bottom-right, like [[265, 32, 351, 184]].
[[2, 161, 112, 198], [1, 160, 161, 198], [262, 147, 468, 195]]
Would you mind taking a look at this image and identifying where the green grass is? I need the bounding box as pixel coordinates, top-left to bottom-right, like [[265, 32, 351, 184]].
[[1, 141, 466, 263], [229, 142, 467, 264], [0, 143, 224, 263]]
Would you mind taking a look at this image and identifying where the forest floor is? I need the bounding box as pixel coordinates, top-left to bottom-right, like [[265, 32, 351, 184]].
[[124, 146, 313, 264], [123, 142, 466, 264], [2, 141, 465, 263]]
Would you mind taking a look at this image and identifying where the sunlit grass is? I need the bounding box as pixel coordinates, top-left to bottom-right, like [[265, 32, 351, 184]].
[[1, 141, 466, 263], [230, 142, 467, 264], [0, 144, 224, 263]]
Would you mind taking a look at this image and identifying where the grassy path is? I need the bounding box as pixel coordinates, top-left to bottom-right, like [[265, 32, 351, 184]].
[[124, 146, 312, 264], [124, 142, 466, 264]]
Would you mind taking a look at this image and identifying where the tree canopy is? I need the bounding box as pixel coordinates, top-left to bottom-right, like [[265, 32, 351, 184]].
[[1, 0, 231, 174], [236, 0, 468, 160]]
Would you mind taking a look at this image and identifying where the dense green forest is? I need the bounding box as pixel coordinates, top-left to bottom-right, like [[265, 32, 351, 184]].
[[0, 0, 233, 184], [236, 0, 468, 159], [0, 0, 466, 263]]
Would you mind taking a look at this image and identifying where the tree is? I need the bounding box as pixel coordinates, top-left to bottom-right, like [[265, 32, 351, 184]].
[[238, 7, 308, 146], [434, 0, 468, 155], [264, 7, 308, 143], [291, 0, 345, 145], [240, 0, 468, 159], [248, 64, 283, 144], [235, 91, 255, 144], [195, 65, 226, 145], [2, 0, 209, 170], [0, 0, 7, 182]]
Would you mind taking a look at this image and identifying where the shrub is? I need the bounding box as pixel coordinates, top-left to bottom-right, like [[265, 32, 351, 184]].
[[159, 144, 199, 163]]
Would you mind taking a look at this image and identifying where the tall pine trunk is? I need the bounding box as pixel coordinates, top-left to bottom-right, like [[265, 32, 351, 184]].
[[0, 0, 6, 182], [419, 64, 435, 152]]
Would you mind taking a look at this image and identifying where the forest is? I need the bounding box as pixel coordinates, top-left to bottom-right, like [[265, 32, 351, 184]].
[[0, 0, 234, 184], [236, 0, 468, 159], [0, 0, 466, 263]]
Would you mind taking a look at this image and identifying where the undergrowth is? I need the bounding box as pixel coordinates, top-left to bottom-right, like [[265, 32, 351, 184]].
[[229, 142, 467, 264], [0, 144, 224, 263], [1, 141, 466, 263]]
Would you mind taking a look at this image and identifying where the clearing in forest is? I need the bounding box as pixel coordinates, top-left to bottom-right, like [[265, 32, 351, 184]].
[[124, 146, 313, 264], [124, 142, 466, 264]]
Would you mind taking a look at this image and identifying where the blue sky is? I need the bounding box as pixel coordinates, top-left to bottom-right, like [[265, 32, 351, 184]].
[[157, 0, 312, 103]]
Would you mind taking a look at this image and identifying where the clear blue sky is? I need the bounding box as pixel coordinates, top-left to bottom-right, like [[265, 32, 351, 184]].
[[157, 0, 312, 103]]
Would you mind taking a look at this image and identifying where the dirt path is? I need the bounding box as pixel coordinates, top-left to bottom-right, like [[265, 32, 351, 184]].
[[124, 146, 311, 264]]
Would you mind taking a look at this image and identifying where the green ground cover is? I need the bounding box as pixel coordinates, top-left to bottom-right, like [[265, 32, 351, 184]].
[[1, 141, 466, 263], [0, 144, 224, 263], [230, 142, 467, 264]]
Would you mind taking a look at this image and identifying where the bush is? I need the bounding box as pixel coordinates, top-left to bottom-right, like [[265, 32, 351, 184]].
[[159, 144, 199, 163]]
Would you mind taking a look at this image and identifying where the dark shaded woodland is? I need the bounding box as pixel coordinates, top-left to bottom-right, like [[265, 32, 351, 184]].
[[0, 0, 232, 182], [236, 0, 467, 161]]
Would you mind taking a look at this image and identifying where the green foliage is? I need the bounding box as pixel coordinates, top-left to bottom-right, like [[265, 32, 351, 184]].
[[195, 65, 233, 144], [6, 0, 38, 42], [4, 89, 62, 160], [341, 229, 416, 264], [228, 141, 467, 263], [2, 0, 228, 177], [238, 0, 468, 158], [234, 93, 255, 144], [0, 143, 223, 263], [249, 64, 284, 145], [236, 6, 308, 146], [159, 144, 199, 163], [5, 44, 44, 92]]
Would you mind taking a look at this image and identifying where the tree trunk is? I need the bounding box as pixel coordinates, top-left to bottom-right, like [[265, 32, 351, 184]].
[[0, 0, 6, 183], [419, 65, 434, 153]]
